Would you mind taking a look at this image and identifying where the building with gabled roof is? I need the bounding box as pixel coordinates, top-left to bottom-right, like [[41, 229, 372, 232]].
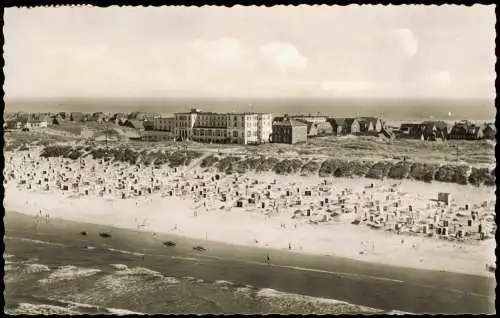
[[271, 116, 308, 144], [328, 118, 360, 136]]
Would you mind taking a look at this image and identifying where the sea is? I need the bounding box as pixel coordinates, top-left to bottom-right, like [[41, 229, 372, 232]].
[[4, 97, 496, 122], [4, 211, 496, 315]]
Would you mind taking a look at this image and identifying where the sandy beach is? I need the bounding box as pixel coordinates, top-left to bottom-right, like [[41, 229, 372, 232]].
[[3, 149, 496, 278]]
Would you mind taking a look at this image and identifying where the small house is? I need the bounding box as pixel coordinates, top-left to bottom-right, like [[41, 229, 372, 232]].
[[52, 115, 65, 125], [90, 112, 107, 123], [448, 121, 483, 140], [421, 121, 449, 140], [399, 123, 425, 140], [70, 112, 86, 122], [5, 120, 22, 130], [482, 123, 496, 140], [328, 118, 362, 136], [271, 116, 308, 144], [124, 120, 145, 131]]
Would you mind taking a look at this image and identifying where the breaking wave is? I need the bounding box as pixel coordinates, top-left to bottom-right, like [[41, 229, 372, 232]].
[[38, 265, 101, 284], [7, 303, 81, 315], [107, 247, 145, 257], [5, 236, 64, 247], [250, 287, 382, 314], [6, 301, 146, 316], [4, 261, 52, 283]]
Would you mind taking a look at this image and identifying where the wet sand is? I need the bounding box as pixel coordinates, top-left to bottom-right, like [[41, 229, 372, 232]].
[[4, 211, 496, 314]]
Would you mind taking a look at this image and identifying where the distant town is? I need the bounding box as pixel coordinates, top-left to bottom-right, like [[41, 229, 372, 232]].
[[4, 109, 496, 144]]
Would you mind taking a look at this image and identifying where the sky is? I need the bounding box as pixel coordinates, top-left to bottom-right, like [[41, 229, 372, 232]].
[[3, 5, 496, 100]]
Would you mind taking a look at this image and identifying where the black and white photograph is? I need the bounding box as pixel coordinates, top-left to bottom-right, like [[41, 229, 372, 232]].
[[2, 4, 496, 315]]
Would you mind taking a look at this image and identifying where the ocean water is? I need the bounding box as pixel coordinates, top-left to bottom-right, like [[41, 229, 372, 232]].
[[4, 246, 380, 315], [4, 212, 496, 315], [4, 97, 496, 121]]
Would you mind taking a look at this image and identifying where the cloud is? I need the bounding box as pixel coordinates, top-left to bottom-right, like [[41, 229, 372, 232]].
[[190, 37, 246, 66], [259, 42, 308, 72], [321, 80, 373, 92], [426, 70, 451, 85], [3, 6, 495, 99], [44, 43, 109, 63], [391, 28, 418, 58]]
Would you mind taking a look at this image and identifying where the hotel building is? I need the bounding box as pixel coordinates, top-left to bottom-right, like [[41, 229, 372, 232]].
[[170, 109, 273, 145]]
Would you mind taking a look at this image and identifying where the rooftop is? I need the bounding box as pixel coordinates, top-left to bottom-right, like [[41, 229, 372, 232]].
[[273, 119, 308, 127]]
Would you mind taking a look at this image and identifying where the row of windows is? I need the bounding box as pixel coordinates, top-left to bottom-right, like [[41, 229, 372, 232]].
[[190, 129, 260, 138], [193, 129, 227, 137]]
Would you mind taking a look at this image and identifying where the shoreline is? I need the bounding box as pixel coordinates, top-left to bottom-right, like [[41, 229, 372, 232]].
[[5, 209, 496, 315], [5, 210, 495, 288]]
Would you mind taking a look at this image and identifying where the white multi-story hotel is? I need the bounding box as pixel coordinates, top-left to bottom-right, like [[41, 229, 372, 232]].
[[192, 112, 229, 143], [258, 113, 273, 143], [153, 116, 175, 133], [174, 109, 200, 140], [169, 109, 273, 144]]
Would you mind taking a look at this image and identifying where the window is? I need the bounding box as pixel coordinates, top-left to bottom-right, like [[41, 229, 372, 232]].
[[233, 131, 238, 137], [247, 131, 251, 137], [234, 122, 237, 127]]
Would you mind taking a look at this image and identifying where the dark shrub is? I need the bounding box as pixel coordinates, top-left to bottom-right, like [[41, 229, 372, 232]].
[[319, 159, 337, 177], [387, 161, 413, 179], [485, 168, 496, 186], [410, 163, 439, 183], [41, 145, 73, 158], [273, 159, 303, 175], [201, 155, 219, 168], [349, 160, 373, 177], [435, 164, 470, 185], [241, 157, 261, 170], [301, 161, 320, 176], [366, 162, 392, 180], [256, 157, 280, 172], [217, 156, 240, 172], [168, 151, 187, 167], [468, 167, 490, 186]]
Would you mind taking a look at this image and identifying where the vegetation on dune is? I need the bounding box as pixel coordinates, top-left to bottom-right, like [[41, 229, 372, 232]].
[[348, 160, 373, 177], [486, 168, 496, 186], [200, 155, 219, 168], [21, 141, 498, 187], [365, 161, 393, 180], [38, 145, 201, 167], [255, 157, 280, 172], [409, 163, 439, 183], [40, 145, 74, 158], [300, 160, 320, 176], [216, 156, 240, 174], [387, 161, 413, 179], [273, 159, 304, 175], [468, 167, 494, 187], [241, 157, 262, 170], [434, 164, 470, 185], [319, 159, 372, 178], [318, 159, 337, 177]]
